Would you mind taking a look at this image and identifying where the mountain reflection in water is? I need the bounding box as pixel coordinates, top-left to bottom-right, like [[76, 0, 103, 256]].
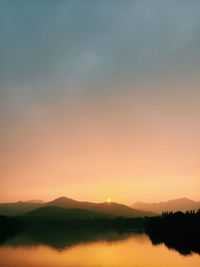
[[0, 229, 199, 267], [1, 227, 143, 250], [1, 222, 199, 257]]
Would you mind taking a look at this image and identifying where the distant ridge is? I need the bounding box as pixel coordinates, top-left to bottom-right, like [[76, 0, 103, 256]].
[[0, 201, 42, 216], [131, 198, 200, 214]]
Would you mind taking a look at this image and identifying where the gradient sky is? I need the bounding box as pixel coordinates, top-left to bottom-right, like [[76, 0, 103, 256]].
[[0, 0, 200, 204]]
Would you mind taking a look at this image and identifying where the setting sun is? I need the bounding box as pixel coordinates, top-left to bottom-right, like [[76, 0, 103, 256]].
[[106, 198, 111, 203]]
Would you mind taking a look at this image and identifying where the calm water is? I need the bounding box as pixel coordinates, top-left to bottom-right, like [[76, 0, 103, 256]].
[[0, 231, 199, 267]]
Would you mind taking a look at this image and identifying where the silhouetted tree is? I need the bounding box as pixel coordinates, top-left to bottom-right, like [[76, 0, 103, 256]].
[[146, 210, 200, 255]]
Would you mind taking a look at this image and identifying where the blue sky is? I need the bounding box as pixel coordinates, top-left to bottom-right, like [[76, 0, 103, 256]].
[[1, 0, 200, 92]]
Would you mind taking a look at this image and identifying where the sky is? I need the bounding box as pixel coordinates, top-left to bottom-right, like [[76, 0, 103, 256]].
[[0, 0, 200, 204]]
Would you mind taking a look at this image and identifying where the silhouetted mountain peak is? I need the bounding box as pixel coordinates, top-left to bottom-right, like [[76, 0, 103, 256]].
[[53, 196, 77, 202], [46, 196, 79, 207], [177, 197, 193, 202], [44, 196, 156, 217]]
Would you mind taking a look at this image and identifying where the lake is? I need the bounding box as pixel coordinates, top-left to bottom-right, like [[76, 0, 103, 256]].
[[0, 230, 199, 267]]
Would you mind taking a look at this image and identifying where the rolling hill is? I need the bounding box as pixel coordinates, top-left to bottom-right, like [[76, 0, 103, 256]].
[[131, 198, 200, 214], [25, 206, 107, 219]]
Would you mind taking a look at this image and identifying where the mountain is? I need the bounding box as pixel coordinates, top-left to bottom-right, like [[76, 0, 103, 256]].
[[44, 197, 156, 218], [0, 196, 156, 217], [25, 206, 107, 219], [0, 201, 43, 216], [131, 198, 200, 214]]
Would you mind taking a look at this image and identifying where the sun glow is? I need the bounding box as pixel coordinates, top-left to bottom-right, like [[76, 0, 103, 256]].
[[106, 198, 111, 203]]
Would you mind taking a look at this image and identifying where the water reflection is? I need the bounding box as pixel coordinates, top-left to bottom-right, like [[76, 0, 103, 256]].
[[0, 232, 199, 267], [1, 223, 199, 256], [2, 228, 141, 250], [148, 230, 200, 256]]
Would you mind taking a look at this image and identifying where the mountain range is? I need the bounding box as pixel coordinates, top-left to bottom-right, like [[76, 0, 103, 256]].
[[0, 197, 199, 219], [0, 196, 155, 218], [131, 197, 200, 214]]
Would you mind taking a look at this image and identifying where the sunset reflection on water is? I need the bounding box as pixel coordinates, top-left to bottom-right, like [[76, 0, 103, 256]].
[[0, 234, 199, 267]]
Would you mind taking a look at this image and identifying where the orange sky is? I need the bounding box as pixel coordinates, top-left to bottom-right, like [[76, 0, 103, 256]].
[[0, 2, 200, 204], [1, 85, 200, 204]]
